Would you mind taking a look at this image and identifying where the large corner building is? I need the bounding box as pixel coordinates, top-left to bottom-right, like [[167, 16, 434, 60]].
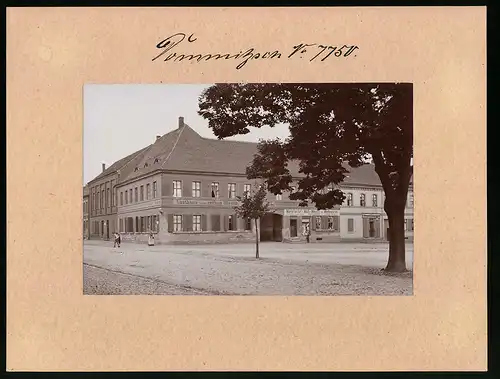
[[84, 117, 414, 244]]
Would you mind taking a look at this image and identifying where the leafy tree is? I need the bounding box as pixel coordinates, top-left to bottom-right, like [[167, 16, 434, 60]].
[[198, 83, 413, 272], [233, 184, 271, 259]]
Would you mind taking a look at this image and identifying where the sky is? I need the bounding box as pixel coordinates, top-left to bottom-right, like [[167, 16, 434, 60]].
[[83, 84, 291, 185]]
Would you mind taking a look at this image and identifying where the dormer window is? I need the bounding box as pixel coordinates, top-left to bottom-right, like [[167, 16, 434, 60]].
[[144, 162, 149, 168], [134, 167, 138, 172], [154, 158, 159, 164]]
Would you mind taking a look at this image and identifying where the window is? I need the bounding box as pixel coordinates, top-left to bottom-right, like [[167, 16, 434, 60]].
[[228, 183, 236, 199], [347, 218, 354, 232], [407, 219, 414, 231], [128, 189, 132, 203], [111, 180, 115, 206], [120, 192, 123, 205], [360, 193, 366, 207], [408, 193, 414, 208], [192, 181, 201, 197], [243, 184, 251, 197], [140, 186, 144, 201], [276, 193, 282, 201], [153, 181, 157, 198], [125, 191, 128, 204], [101, 191, 104, 209], [245, 218, 252, 231], [146, 183, 151, 200], [404, 219, 408, 231], [372, 194, 378, 207], [173, 215, 182, 232], [228, 215, 234, 230], [346, 193, 353, 206], [173, 180, 182, 197], [193, 215, 201, 231], [211, 182, 219, 198], [327, 217, 334, 230], [315, 216, 322, 230], [327, 184, 335, 193], [134, 187, 138, 202]]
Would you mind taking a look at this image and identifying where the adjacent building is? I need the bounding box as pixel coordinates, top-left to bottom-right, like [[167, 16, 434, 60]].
[[83, 185, 89, 239], [86, 146, 150, 240], [84, 117, 414, 244]]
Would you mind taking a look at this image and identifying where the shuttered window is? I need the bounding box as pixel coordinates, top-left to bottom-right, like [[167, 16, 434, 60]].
[[193, 215, 201, 231], [184, 214, 193, 232], [211, 214, 221, 231], [173, 215, 182, 232], [201, 214, 207, 231]]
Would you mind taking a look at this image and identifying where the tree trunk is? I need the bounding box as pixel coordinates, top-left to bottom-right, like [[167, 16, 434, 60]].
[[384, 204, 407, 272], [255, 218, 260, 259]]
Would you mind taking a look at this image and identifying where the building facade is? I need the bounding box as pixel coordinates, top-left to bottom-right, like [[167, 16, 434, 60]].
[[85, 117, 414, 244], [83, 186, 89, 239], [86, 147, 150, 240]]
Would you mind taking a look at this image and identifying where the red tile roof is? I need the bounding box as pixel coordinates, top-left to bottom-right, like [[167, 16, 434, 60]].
[[89, 145, 151, 183], [96, 122, 412, 189]]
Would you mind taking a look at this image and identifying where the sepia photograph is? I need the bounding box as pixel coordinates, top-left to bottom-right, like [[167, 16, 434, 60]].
[[83, 83, 414, 296]]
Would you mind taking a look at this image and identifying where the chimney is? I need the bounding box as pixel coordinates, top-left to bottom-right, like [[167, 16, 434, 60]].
[[102, 163, 106, 172], [178, 116, 184, 129], [156, 135, 161, 141]]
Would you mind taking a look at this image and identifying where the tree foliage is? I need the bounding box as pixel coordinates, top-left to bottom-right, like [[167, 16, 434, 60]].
[[233, 183, 271, 220], [198, 83, 413, 272], [233, 184, 270, 259]]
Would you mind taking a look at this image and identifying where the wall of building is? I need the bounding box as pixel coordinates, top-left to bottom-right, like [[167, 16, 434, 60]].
[[88, 173, 119, 239], [108, 171, 414, 245], [116, 172, 163, 235]]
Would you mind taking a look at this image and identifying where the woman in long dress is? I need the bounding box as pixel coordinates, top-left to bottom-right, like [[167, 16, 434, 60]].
[[148, 232, 155, 247]]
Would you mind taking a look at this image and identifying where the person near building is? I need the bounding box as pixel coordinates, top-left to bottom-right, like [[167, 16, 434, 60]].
[[148, 232, 155, 247], [303, 223, 311, 243], [113, 232, 121, 248]]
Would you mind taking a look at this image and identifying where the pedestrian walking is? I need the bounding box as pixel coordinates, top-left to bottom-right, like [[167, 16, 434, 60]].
[[113, 232, 121, 248]]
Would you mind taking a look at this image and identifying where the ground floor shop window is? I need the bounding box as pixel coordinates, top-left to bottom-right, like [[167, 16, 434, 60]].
[[315, 216, 321, 230]]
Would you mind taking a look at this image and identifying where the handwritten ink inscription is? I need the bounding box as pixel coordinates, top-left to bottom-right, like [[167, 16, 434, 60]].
[[152, 33, 359, 70]]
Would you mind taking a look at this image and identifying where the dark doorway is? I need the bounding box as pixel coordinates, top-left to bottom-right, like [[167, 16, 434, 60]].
[[272, 214, 283, 241], [106, 220, 110, 239], [369, 219, 375, 238], [259, 213, 283, 241], [290, 219, 298, 238]]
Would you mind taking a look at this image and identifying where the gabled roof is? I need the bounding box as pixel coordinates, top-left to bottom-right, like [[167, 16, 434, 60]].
[[89, 145, 151, 184], [108, 121, 412, 189]]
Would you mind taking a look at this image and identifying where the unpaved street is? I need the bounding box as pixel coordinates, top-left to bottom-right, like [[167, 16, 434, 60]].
[[83, 241, 413, 296]]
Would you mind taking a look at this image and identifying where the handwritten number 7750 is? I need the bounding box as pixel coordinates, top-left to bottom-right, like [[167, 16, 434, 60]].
[[288, 44, 359, 62]]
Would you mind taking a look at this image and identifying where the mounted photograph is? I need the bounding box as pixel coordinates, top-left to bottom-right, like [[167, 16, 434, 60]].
[[83, 83, 414, 296]]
